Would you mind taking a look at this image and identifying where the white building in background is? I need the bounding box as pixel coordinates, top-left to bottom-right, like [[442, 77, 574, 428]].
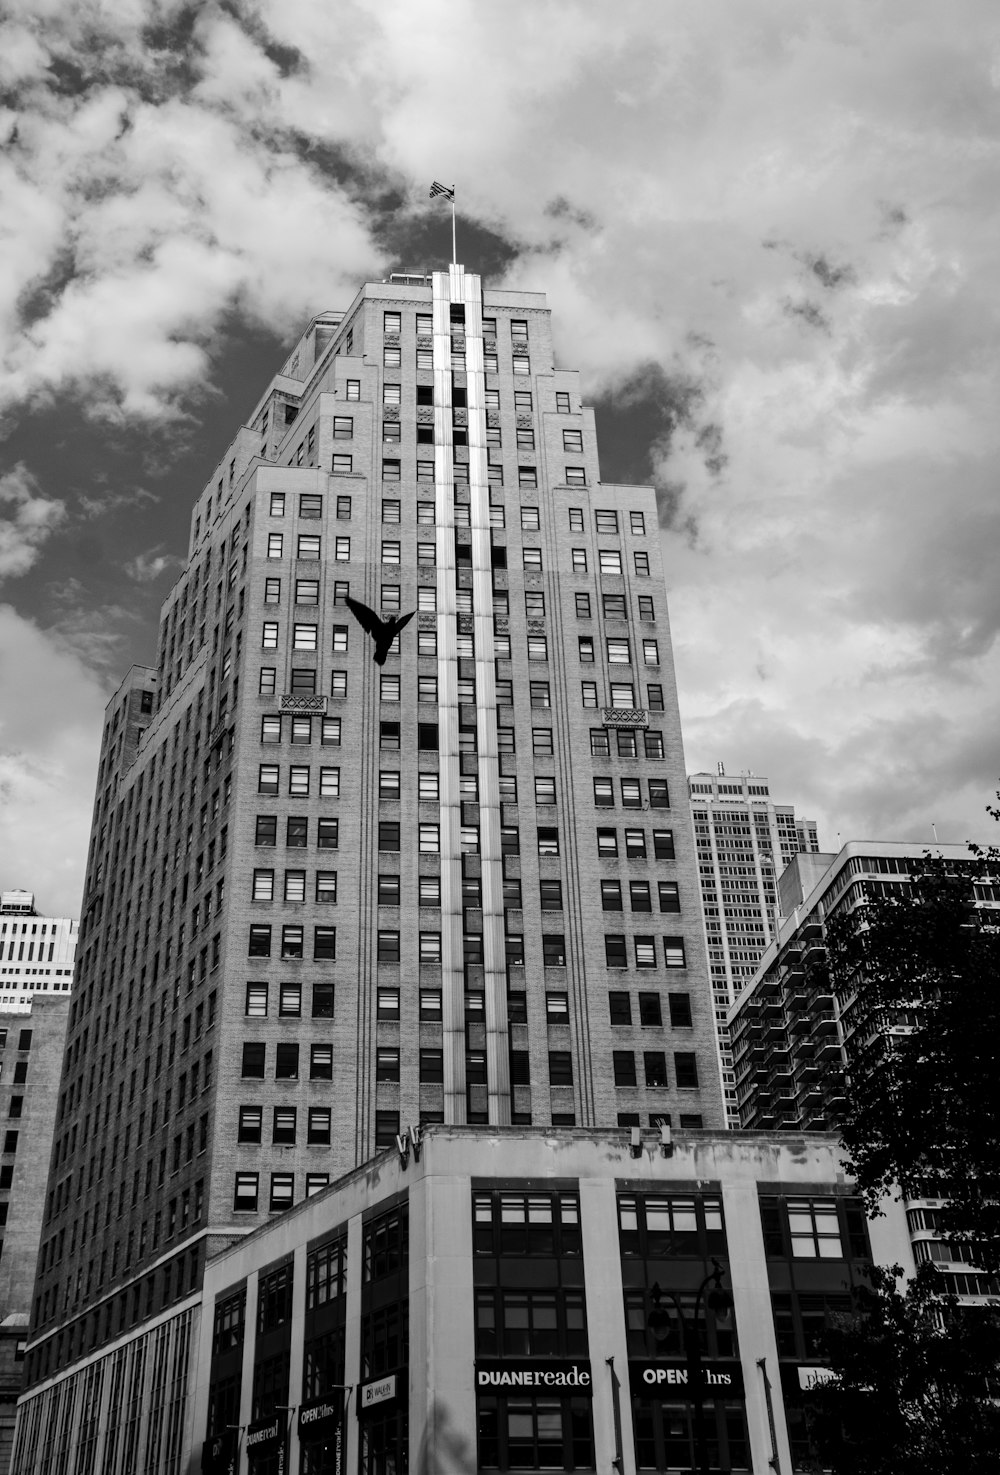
[[687, 773, 820, 1126], [0, 893, 76, 1010]]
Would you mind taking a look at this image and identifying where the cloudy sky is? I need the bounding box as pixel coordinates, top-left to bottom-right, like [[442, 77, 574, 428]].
[[2, 0, 999, 917]]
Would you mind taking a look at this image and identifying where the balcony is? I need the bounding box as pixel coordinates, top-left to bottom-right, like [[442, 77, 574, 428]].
[[601, 708, 649, 729], [280, 693, 328, 713]]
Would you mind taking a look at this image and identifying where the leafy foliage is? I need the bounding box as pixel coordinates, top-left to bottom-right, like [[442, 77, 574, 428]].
[[807, 1265, 1000, 1475], [823, 837, 1000, 1270]]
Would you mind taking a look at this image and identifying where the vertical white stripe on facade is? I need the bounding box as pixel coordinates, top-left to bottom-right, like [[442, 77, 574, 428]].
[[432, 270, 466, 1123], [455, 265, 510, 1123]]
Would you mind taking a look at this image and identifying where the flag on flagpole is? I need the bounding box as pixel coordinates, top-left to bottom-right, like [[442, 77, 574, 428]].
[[429, 180, 455, 201]]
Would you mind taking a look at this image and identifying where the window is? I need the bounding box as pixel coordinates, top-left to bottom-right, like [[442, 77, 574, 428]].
[[577, 636, 595, 664], [270, 1174, 294, 1212], [251, 866, 275, 902], [534, 776, 556, 807], [418, 674, 438, 704], [565, 466, 587, 486], [610, 683, 635, 709], [313, 983, 335, 1018], [548, 1050, 573, 1085], [529, 682, 550, 708], [608, 991, 632, 1026], [605, 935, 627, 969], [378, 874, 401, 907], [281, 925, 304, 960], [242, 1043, 265, 1079], [384, 345, 401, 368], [657, 882, 680, 914], [642, 639, 660, 666], [663, 937, 686, 969], [652, 830, 674, 860], [238, 1106, 262, 1143], [377, 931, 400, 964], [597, 828, 618, 858], [630, 881, 652, 912], [601, 880, 623, 911], [571, 548, 587, 573], [234, 1174, 258, 1212], [634, 551, 650, 576], [270, 493, 285, 516], [522, 547, 542, 572], [273, 1107, 296, 1145], [246, 982, 268, 1016], [292, 668, 316, 693], [380, 674, 400, 702], [264, 577, 280, 605], [308, 1108, 331, 1146], [418, 771, 440, 803], [300, 492, 322, 518], [621, 779, 641, 809], [639, 993, 662, 1027], [289, 765, 309, 797], [267, 534, 283, 559], [419, 823, 440, 853], [638, 595, 655, 620], [603, 595, 627, 620], [293, 623, 317, 651], [420, 989, 442, 1021], [539, 879, 563, 912], [537, 827, 560, 856], [518, 467, 538, 491], [378, 822, 400, 852], [419, 876, 441, 907], [318, 817, 339, 849], [607, 638, 631, 664], [280, 983, 302, 1016], [674, 1053, 699, 1090], [248, 925, 271, 958], [297, 534, 321, 560], [314, 927, 336, 960], [593, 778, 614, 808], [346, 379, 360, 400], [668, 993, 692, 1028], [259, 667, 276, 695], [630, 511, 646, 534], [642, 1051, 668, 1089], [562, 429, 583, 453], [625, 829, 646, 858], [275, 1043, 299, 1079], [527, 635, 548, 662], [255, 815, 277, 847], [290, 715, 312, 744], [599, 549, 622, 576], [635, 936, 656, 968], [376, 1048, 400, 1082], [617, 729, 638, 758], [648, 780, 669, 809], [261, 715, 281, 746], [613, 1051, 637, 1087], [644, 731, 664, 759], [310, 1044, 333, 1080], [582, 683, 598, 710], [261, 621, 278, 650], [595, 509, 618, 534], [417, 586, 436, 612], [287, 816, 308, 847], [785, 1199, 845, 1258]]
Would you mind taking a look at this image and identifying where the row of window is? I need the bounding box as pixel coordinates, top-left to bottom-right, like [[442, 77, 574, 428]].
[[248, 926, 335, 959], [241, 1041, 333, 1078], [258, 585, 656, 626], [383, 348, 531, 375], [342, 379, 565, 414], [261, 667, 661, 714], [383, 310, 532, 339], [238, 1104, 335, 1143], [251, 870, 336, 903], [233, 1171, 328, 1212], [605, 936, 687, 969], [263, 531, 650, 579], [257, 764, 340, 797], [260, 714, 340, 745], [270, 497, 652, 548]]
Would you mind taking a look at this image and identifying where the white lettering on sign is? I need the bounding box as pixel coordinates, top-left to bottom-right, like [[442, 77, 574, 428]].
[[246, 1420, 280, 1449], [301, 1402, 340, 1425], [641, 1367, 733, 1387], [361, 1375, 396, 1409], [476, 1366, 592, 1389], [798, 1365, 836, 1390]]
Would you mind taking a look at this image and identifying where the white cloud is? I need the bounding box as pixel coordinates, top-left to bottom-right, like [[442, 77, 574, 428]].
[[0, 462, 65, 577], [0, 604, 107, 918], [124, 546, 180, 582], [0, 0, 997, 865]]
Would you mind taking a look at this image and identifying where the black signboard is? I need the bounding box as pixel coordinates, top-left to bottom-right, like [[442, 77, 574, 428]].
[[299, 1395, 345, 1474], [629, 1360, 745, 1399], [246, 1415, 286, 1468], [201, 1430, 238, 1475], [475, 1360, 594, 1396]]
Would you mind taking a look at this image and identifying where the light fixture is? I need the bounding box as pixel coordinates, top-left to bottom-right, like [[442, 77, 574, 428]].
[[630, 1126, 642, 1158]]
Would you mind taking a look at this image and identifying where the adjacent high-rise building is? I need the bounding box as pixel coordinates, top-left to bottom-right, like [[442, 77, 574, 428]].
[[0, 894, 76, 1011], [688, 772, 820, 1125], [728, 841, 1000, 1306], [18, 265, 725, 1468]]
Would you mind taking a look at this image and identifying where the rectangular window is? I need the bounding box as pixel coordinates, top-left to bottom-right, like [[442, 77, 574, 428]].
[[419, 824, 440, 853], [346, 380, 360, 400], [529, 682, 550, 709], [255, 815, 277, 847], [242, 1043, 266, 1078], [563, 429, 584, 453], [259, 667, 276, 695], [663, 937, 686, 969], [234, 1173, 258, 1212], [298, 535, 321, 559], [607, 638, 631, 664], [288, 765, 310, 796], [644, 731, 664, 759], [313, 983, 335, 1018], [522, 547, 542, 571], [599, 549, 623, 576], [565, 466, 587, 486], [582, 683, 599, 710], [376, 1048, 400, 1082], [261, 715, 281, 745], [275, 1043, 299, 1080], [308, 1107, 331, 1145], [300, 492, 322, 518], [377, 931, 401, 964], [293, 623, 317, 651], [267, 534, 283, 559], [595, 509, 618, 534], [270, 1173, 294, 1212], [630, 881, 652, 912], [310, 1044, 334, 1080], [264, 577, 280, 604], [645, 1051, 668, 1088], [419, 932, 442, 963], [273, 1107, 296, 1145], [571, 548, 587, 573], [625, 829, 646, 858], [280, 983, 302, 1016], [319, 766, 340, 798], [613, 1051, 637, 1087], [261, 622, 278, 650], [610, 683, 635, 709], [658, 882, 680, 913], [621, 779, 642, 809], [593, 777, 614, 808], [270, 493, 285, 516], [609, 992, 631, 1026], [246, 982, 268, 1016], [605, 935, 627, 969], [384, 346, 401, 368], [281, 926, 304, 960], [601, 880, 623, 911], [292, 668, 316, 693], [634, 551, 650, 576], [314, 927, 336, 960], [287, 816, 308, 847], [248, 925, 271, 958], [518, 467, 538, 490], [638, 595, 655, 620], [238, 1106, 262, 1143], [635, 936, 656, 968], [652, 830, 674, 860], [527, 635, 548, 661], [333, 415, 353, 439], [251, 869, 274, 903], [630, 511, 646, 534], [318, 817, 339, 849], [648, 780, 670, 809]]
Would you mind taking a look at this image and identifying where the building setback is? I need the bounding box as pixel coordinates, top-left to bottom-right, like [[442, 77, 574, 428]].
[[11, 1127, 914, 1475], [19, 266, 726, 1459], [0, 894, 76, 1012], [687, 772, 820, 1126], [728, 841, 1000, 1305], [0, 999, 70, 1475]]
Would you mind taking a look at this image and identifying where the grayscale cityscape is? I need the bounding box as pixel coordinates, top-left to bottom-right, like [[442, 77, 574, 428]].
[[1, 6, 998, 1475]]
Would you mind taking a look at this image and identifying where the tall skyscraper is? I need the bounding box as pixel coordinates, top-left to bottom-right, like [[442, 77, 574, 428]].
[[688, 771, 820, 1124], [21, 266, 724, 1440]]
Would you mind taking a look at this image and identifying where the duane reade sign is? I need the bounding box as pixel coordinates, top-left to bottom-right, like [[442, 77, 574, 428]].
[[475, 1360, 594, 1393]]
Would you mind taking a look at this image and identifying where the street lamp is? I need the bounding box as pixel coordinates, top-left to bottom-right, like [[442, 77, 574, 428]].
[[648, 1259, 734, 1475]]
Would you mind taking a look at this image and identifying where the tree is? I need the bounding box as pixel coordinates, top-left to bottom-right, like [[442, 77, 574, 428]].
[[805, 1265, 1000, 1475], [822, 828, 1000, 1270]]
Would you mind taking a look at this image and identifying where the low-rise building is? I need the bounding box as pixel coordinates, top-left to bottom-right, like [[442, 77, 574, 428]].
[[0, 895, 76, 1012], [12, 1125, 912, 1475]]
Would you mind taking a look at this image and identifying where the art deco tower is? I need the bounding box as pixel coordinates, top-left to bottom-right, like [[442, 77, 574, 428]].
[[23, 266, 723, 1419]]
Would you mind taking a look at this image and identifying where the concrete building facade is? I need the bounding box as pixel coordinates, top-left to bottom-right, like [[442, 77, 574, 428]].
[[11, 1127, 913, 1475], [0, 894, 76, 1012], [19, 266, 726, 1458], [687, 773, 820, 1126], [0, 998, 70, 1473]]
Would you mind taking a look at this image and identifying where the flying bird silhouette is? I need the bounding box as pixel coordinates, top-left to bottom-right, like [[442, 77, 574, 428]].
[[345, 596, 415, 665]]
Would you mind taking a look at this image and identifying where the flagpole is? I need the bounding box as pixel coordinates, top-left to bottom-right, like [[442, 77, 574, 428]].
[[451, 197, 457, 266]]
